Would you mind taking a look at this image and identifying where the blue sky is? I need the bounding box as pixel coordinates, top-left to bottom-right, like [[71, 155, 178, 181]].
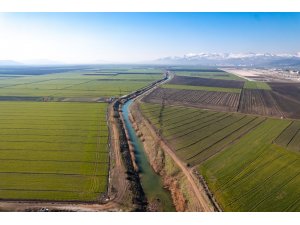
[[0, 13, 299, 63]]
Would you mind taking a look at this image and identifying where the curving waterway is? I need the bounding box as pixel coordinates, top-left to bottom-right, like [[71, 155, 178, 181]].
[[122, 99, 175, 211]]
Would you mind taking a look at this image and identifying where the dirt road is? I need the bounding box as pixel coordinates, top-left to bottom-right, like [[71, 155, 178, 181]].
[[138, 104, 215, 212], [0, 201, 121, 212]]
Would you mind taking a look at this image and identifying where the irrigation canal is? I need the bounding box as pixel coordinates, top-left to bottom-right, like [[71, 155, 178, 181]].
[[122, 99, 175, 211]]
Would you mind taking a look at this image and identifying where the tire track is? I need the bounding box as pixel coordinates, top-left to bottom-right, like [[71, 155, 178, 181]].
[[168, 113, 231, 140], [186, 117, 258, 162], [165, 111, 218, 131], [227, 159, 298, 208], [249, 170, 300, 211], [176, 116, 246, 151]]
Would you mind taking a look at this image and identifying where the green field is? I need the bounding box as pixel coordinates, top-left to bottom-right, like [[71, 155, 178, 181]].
[[0, 68, 163, 99], [162, 84, 241, 93], [0, 101, 108, 201], [0, 66, 164, 203], [244, 80, 271, 90], [140, 102, 300, 211], [275, 121, 300, 152], [140, 103, 264, 165], [200, 119, 300, 211]]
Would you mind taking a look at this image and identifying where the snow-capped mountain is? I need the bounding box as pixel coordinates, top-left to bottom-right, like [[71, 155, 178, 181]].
[[155, 53, 300, 67]]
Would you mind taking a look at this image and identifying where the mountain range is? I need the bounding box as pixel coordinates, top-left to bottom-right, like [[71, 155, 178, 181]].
[[1, 53, 300, 67], [155, 53, 300, 67]]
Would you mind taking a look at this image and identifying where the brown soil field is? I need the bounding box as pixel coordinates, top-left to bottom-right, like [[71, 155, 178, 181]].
[[269, 82, 300, 101], [142, 88, 240, 112], [238, 89, 283, 117], [268, 82, 300, 119], [170, 69, 223, 72], [169, 76, 244, 89]]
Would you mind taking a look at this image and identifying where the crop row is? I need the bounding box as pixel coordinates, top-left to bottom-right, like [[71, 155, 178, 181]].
[[275, 121, 300, 152], [238, 89, 283, 117], [140, 103, 262, 165], [0, 101, 109, 202], [0, 70, 163, 98], [143, 88, 240, 112], [141, 102, 300, 211], [169, 76, 244, 89], [162, 84, 241, 93], [200, 118, 300, 211]]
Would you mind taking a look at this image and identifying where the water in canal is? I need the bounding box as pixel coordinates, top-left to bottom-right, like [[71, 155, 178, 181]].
[[122, 100, 175, 211]]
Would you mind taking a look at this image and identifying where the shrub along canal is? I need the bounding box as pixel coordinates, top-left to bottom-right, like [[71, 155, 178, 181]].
[[122, 99, 175, 211]]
